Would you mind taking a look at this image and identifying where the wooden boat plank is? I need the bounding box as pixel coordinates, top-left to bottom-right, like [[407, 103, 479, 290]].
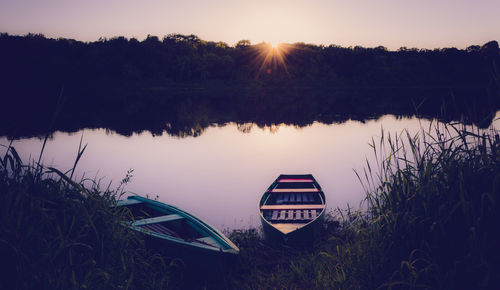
[[271, 210, 279, 220], [311, 210, 317, 219], [287, 210, 294, 220], [280, 210, 286, 220], [142, 223, 182, 238], [260, 204, 325, 210], [132, 214, 184, 226]]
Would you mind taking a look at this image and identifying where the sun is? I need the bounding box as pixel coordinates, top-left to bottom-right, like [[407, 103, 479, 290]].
[[269, 41, 279, 49], [248, 41, 291, 79]]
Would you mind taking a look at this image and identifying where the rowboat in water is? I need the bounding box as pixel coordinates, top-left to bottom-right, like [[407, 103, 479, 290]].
[[115, 195, 239, 260], [259, 174, 326, 244]]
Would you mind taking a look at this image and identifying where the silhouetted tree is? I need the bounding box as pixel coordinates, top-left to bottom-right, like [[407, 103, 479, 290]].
[[0, 33, 498, 137]]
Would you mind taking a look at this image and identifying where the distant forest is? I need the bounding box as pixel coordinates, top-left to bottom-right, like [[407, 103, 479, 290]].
[[0, 33, 499, 137]]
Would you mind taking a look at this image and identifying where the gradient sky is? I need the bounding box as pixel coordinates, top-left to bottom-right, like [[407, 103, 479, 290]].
[[1, 0, 499, 49]]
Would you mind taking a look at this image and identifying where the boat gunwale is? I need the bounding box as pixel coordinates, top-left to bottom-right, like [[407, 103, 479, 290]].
[[130, 224, 238, 253]]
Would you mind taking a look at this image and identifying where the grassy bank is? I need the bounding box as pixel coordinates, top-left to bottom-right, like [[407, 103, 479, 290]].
[[1, 122, 499, 289], [0, 146, 171, 289], [225, 123, 500, 289]]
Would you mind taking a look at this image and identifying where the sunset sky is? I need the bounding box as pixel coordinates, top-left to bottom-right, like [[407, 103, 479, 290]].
[[1, 0, 499, 49]]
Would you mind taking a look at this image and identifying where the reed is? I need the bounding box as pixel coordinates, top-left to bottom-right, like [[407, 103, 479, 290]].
[[0, 146, 171, 289], [353, 121, 500, 288]]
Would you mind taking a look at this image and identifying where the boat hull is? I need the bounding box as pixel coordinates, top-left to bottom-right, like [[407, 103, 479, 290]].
[[115, 196, 239, 263], [142, 231, 236, 265], [259, 174, 326, 245], [260, 208, 325, 245]]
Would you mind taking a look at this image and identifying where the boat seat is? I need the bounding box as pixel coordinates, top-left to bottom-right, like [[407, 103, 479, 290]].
[[141, 223, 181, 238], [289, 193, 296, 202], [132, 214, 184, 226], [296, 193, 303, 203], [260, 204, 325, 210], [276, 193, 284, 204], [267, 208, 320, 221], [283, 193, 290, 202]]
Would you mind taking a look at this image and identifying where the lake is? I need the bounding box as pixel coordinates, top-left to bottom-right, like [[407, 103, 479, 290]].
[[2, 113, 498, 230]]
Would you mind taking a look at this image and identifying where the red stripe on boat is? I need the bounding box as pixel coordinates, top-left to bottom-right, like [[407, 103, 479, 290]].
[[278, 179, 314, 183]]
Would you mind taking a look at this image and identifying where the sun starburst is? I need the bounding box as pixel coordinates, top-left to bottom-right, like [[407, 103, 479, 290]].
[[246, 41, 292, 79]]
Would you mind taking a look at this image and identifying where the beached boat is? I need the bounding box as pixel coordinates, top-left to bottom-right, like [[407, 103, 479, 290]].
[[259, 174, 326, 244], [115, 195, 239, 259]]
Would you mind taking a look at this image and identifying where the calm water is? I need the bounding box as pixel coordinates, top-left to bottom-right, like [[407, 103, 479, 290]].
[[2, 114, 498, 230]]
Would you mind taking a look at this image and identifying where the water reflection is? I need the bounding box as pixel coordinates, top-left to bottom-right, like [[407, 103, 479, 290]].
[[2, 85, 499, 139], [1, 114, 499, 229]]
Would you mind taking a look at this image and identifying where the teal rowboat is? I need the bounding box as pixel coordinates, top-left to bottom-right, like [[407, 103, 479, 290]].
[[116, 196, 239, 259], [259, 174, 326, 244]]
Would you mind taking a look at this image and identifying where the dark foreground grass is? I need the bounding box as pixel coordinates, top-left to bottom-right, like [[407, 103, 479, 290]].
[[1, 121, 499, 289], [0, 146, 172, 289], [358, 123, 500, 288]]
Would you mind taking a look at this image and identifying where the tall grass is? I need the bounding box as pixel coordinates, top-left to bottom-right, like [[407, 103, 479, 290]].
[[0, 145, 171, 289], [354, 122, 500, 288]]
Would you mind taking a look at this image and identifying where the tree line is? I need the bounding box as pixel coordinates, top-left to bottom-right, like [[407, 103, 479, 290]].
[[1, 32, 498, 82], [0, 33, 499, 137]]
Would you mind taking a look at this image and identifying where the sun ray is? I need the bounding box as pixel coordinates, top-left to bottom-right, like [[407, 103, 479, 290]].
[[251, 42, 292, 79]]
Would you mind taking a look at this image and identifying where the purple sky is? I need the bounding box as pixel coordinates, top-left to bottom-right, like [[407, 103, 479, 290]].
[[1, 0, 499, 49]]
